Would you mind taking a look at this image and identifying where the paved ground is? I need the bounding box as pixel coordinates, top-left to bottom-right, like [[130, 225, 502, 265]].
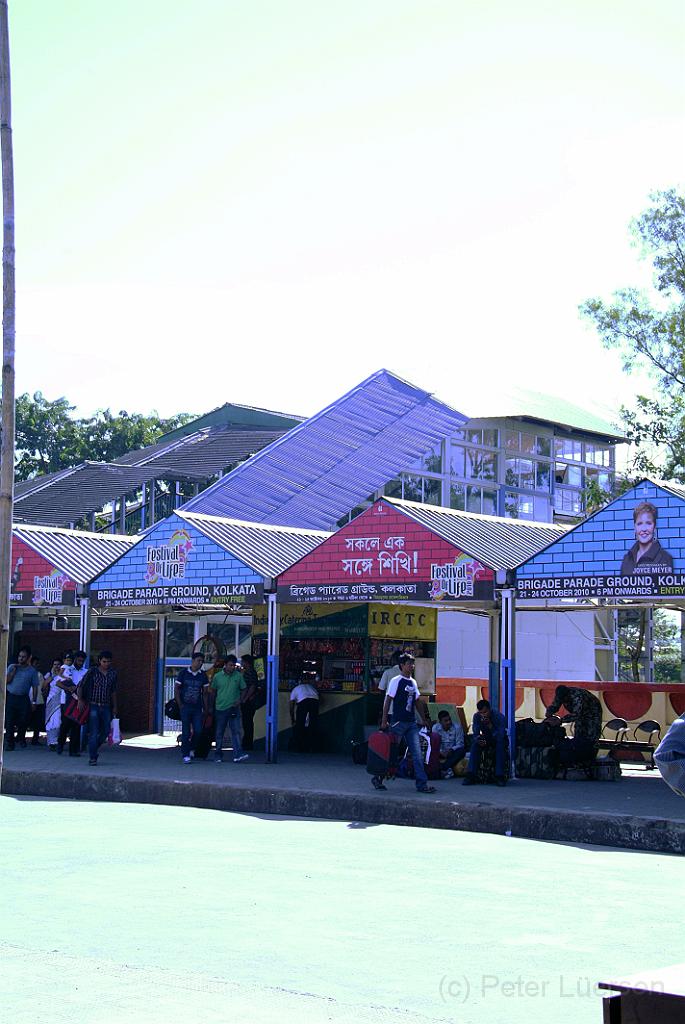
[[2, 735, 685, 852], [1, 795, 683, 1024]]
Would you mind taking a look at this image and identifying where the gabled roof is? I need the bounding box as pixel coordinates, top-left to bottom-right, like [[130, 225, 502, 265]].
[[13, 464, 168, 528], [13, 523, 138, 584], [12, 429, 287, 527], [182, 369, 468, 530], [176, 511, 329, 579], [159, 402, 304, 442], [455, 385, 624, 441], [386, 497, 568, 570]]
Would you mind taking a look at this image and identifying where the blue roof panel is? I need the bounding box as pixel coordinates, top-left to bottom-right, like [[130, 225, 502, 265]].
[[182, 370, 467, 530]]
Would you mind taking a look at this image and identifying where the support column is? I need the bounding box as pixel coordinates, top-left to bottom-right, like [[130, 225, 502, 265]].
[[156, 615, 167, 736], [488, 608, 500, 710], [499, 588, 516, 774], [140, 484, 147, 531], [265, 593, 280, 763], [78, 597, 91, 662]]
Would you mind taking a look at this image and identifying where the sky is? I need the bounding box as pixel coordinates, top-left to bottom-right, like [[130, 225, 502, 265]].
[[9, 0, 685, 425]]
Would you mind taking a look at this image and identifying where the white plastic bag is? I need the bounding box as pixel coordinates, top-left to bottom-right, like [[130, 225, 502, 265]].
[[654, 714, 685, 798], [108, 718, 122, 745]]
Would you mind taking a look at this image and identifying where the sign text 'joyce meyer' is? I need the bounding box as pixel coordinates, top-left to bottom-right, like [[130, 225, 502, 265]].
[[92, 582, 264, 607]]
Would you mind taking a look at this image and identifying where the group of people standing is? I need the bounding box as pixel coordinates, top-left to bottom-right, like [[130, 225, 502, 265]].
[[174, 652, 263, 764], [4, 646, 119, 766]]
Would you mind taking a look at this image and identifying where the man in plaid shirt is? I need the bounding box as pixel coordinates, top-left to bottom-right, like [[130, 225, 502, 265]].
[[77, 651, 119, 766]]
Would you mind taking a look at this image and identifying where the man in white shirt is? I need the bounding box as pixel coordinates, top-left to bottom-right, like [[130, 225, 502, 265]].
[[378, 650, 403, 692], [289, 679, 320, 753], [378, 654, 436, 794]]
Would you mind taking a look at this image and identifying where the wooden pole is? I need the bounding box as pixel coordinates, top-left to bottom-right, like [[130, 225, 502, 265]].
[[0, 0, 15, 781]]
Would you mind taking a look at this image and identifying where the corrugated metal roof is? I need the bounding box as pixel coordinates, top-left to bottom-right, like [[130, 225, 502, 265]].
[[13, 464, 170, 528], [176, 511, 330, 578], [13, 523, 139, 584], [654, 479, 685, 502], [182, 370, 468, 530], [453, 385, 624, 440], [386, 497, 568, 570], [13, 428, 288, 528], [114, 426, 285, 476]]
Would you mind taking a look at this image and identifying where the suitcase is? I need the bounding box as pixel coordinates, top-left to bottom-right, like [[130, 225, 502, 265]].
[[515, 744, 559, 780], [366, 730, 399, 779]]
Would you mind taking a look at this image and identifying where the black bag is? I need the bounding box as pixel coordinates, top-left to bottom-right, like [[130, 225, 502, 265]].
[[516, 718, 565, 748], [165, 698, 181, 721], [515, 745, 559, 780], [193, 721, 214, 760], [556, 736, 596, 766], [351, 741, 368, 765], [591, 756, 621, 782]]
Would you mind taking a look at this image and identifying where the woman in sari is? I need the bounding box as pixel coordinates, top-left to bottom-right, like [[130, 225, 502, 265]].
[[44, 658, 65, 749]]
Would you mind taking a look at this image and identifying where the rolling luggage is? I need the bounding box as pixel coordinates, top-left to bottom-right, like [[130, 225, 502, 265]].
[[515, 744, 559, 780], [366, 730, 399, 780]]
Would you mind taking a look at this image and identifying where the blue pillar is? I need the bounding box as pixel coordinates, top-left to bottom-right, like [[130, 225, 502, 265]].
[[499, 588, 517, 775], [265, 594, 280, 763]]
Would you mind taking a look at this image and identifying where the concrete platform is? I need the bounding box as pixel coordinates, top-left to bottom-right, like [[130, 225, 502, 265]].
[[2, 736, 684, 854]]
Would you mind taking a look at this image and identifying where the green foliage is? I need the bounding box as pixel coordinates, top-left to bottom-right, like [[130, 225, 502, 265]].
[[12, 391, 192, 480], [580, 188, 685, 480]]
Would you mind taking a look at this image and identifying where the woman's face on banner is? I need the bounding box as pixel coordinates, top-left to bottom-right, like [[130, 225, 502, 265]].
[[635, 512, 656, 547]]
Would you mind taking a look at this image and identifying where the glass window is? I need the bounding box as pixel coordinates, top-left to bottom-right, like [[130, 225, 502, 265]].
[[450, 483, 466, 511], [423, 477, 441, 505], [536, 435, 552, 458], [466, 486, 482, 514], [555, 438, 582, 461], [482, 428, 499, 448], [450, 444, 466, 477], [519, 432, 536, 454], [505, 431, 519, 451], [505, 458, 519, 487], [518, 458, 534, 489], [466, 428, 482, 445], [554, 489, 582, 515], [585, 443, 611, 467], [465, 450, 496, 481], [452, 429, 465, 441], [536, 462, 551, 491], [482, 488, 497, 516], [555, 462, 582, 487], [130, 619, 156, 630], [166, 620, 195, 659], [384, 478, 402, 498], [419, 443, 442, 473], [402, 474, 423, 502]]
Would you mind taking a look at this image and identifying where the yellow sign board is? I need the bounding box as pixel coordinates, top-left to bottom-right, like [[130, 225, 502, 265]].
[[367, 604, 436, 641]]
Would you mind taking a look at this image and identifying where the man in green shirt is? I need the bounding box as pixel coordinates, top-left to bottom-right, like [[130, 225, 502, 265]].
[[210, 655, 248, 763]]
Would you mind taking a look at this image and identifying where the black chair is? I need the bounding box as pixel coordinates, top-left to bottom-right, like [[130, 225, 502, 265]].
[[633, 719, 661, 745], [601, 718, 629, 743]]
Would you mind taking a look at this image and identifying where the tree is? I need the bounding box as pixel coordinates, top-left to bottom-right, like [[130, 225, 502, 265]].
[[12, 390, 192, 480], [15, 391, 82, 478], [580, 188, 685, 480]]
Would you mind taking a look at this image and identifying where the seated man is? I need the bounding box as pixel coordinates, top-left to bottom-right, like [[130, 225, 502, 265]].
[[432, 709, 465, 779], [543, 685, 601, 763], [463, 698, 507, 787]]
